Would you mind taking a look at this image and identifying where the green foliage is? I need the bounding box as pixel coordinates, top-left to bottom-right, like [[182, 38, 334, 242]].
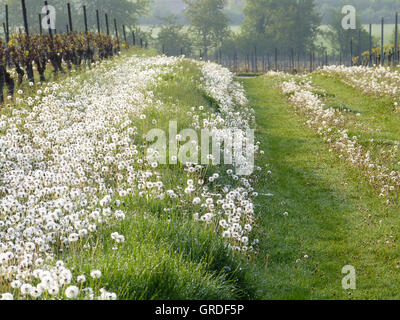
[[65, 214, 252, 299], [142, 0, 400, 26], [184, 0, 230, 57], [140, 0, 246, 25], [324, 7, 376, 55], [240, 0, 321, 52], [156, 15, 192, 56], [133, 26, 154, 45], [223, 0, 246, 25]]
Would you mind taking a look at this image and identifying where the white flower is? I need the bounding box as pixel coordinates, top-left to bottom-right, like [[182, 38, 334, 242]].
[[222, 231, 231, 238], [65, 286, 79, 299], [11, 280, 22, 289], [1, 293, 13, 300], [30, 286, 43, 298], [90, 270, 102, 279], [48, 285, 59, 296], [68, 233, 79, 242], [20, 284, 32, 295], [99, 289, 117, 300]]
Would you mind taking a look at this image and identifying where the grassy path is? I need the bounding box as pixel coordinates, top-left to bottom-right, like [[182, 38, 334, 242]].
[[242, 76, 400, 300]]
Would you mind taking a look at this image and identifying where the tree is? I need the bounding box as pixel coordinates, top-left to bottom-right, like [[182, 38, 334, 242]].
[[184, 0, 230, 59], [140, 0, 186, 25], [241, 0, 320, 52], [156, 15, 192, 56], [325, 7, 373, 56]]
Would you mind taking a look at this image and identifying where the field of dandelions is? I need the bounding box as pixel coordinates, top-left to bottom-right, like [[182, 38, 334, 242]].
[[0, 49, 264, 300], [3, 43, 400, 301]]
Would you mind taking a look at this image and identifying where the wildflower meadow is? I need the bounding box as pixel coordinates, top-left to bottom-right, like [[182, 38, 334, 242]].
[[0, 48, 263, 300]]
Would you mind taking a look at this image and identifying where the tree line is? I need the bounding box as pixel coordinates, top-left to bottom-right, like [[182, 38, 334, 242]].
[[142, 0, 400, 26], [153, 0, 398, 65]]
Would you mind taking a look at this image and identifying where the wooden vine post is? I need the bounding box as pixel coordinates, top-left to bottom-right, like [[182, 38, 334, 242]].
[[83, 5, 88, 34], [395, 12, 398, 66], [38, 14, 43, 34], [21, 0, 29, 35], [21, 0, 35, 83], [123, 25, 127, 44], [96, 10, 101, 34], [114, 19, 119, 40], [369, 24, 372, 66], [105, 14, 110, 35], [350, 38, 353, 66], [358, 29, 361, 65], [44, 1, 53, 38], [67, 3, 73, 33], [5, 4, 9, 44], [381, 17, 384, 65]]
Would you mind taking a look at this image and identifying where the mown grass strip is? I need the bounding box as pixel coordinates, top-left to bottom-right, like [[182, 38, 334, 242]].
[[241, 76, 400, 300]]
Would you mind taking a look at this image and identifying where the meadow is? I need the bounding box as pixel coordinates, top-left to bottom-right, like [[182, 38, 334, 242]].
[[0, 48, 266, 300], [1, 44, 400, 300]]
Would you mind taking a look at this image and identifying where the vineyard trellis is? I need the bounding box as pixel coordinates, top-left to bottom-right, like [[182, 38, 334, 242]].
[[0, 0, 141, 104], [167, 12, 400, 74]]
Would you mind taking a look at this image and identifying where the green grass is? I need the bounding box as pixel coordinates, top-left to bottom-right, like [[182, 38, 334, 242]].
[[311, 73, 399, 132], [66, 215, 253, 299], [240, 76, 400, 299], [311, 73, 400, 172]]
